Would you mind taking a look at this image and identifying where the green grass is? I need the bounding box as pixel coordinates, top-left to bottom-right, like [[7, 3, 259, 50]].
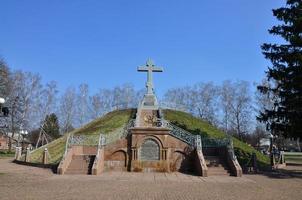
[[0, 151, 15, 158], [163, 109, 270, 168], [284, 152, 302, 164], [29, 108, 269, 168], [72, 109, 136, 135], [29, 109, 136, 164]]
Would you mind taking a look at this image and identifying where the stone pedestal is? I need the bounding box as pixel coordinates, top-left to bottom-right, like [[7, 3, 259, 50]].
[[42, 148, 49, 164], [129, 127, 194, 173], [130, 127, 170, 172], [25, 147, 31, 163], [15, 147, 22, 161]]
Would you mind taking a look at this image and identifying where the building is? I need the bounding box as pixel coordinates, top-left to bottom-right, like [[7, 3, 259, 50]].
[[0, 132, 32, 151], [0, 133, 9, 150]]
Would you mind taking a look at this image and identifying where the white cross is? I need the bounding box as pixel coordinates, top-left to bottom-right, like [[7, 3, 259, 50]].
[[138, 59, 163, 95]]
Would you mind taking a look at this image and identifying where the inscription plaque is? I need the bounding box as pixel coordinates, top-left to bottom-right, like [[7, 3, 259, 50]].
[[140, 139, 160, 161]]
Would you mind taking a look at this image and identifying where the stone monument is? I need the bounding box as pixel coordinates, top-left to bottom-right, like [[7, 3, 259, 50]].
[[135, 59, 163, 127], [56, 59, 242, 176]]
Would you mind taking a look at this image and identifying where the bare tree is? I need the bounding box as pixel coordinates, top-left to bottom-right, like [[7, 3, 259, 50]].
[[120, 83, 137, 108], [59, 87, 76, 133], [163, 87, 191, 111], [76, 84, 90, 127], [193, 83, 219, 125], [220, 80, 233, 134], [35, 81, 58, 128], [164, 83, 219, 124], [6, 71, 42, 151], [220, 80, 252, 140], [99, 89, 114, 113], [89, 93, 102, 120], [254, 79, 275, 119], [100, 84, 138, 111]]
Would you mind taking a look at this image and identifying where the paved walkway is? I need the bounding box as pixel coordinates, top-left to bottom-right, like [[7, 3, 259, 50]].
[[50, 171, 255, 184], [0, 158, 302, 200]]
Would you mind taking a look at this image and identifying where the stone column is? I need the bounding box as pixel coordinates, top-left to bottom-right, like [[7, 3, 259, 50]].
[[25, 147, 31, 163], [42, 148, 49, 164], [165, 148, 170, 172], [15, 147, 22, 161], [132, 148, 137, 160], [281, 151, 285, 164]]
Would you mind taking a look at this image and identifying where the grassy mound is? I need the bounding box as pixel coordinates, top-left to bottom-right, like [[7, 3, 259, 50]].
[[29, 109, 136, 164], [29, 108, 269, 168], [163, 109, 270, 168]]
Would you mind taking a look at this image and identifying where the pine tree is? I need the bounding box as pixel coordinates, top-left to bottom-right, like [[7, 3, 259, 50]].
[[0, 58, 10, 98], [43, 113, 60, 139], [257, 0, 302, 139]]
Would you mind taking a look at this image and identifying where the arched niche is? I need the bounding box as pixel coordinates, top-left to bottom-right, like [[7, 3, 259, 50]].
[[140, 138, 160, 161], [110, 150, 127, 167]]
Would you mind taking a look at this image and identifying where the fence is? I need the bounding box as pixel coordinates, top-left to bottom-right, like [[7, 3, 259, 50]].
[[284, 152, 302, 165]]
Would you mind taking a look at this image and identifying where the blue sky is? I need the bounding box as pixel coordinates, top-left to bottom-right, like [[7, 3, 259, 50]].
[[0, 0, 284, 96]]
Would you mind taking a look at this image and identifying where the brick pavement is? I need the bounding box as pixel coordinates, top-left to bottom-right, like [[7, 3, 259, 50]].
[[0, 158, 301, 200]]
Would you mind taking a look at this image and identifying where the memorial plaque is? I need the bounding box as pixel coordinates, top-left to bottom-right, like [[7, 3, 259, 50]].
[[140, 139, 160, 160], [143, 95, 155, 106]]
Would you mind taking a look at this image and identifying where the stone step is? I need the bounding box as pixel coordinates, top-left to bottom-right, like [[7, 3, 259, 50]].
[[71, 156, 90, 160], [67, 166, 89, 170], [205, 156, 231, 176], [68, 160, 89, 164], [205, 156, 220, 160], [65, 170, 89, 175], [206, 163, 224, 167], [208, 168, 230, 175], [207, 171, 230, 176], [68, 162, 89, 165], [205, 156, 228, 167], [72, 154, 95, 158], [208, 167, 229, 171], [65, 154, 95, 175], [205, 156, 220, 163], [69, 159, 89, 163], [71, 158, 88, 161]]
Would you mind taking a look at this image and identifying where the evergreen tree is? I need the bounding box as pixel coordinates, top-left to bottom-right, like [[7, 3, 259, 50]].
[[0, 58, 10, 98], [43, 113, 60, 139], [257, 0, 302, 139]]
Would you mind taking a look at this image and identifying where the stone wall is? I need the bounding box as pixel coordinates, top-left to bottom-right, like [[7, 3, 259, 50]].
[[130, 127, 194, 173], [104, 138, 128, 171]]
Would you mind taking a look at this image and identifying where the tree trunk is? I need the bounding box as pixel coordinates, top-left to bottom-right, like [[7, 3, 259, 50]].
[[8, 137, 12, 152], [297, 138, 301, 152]]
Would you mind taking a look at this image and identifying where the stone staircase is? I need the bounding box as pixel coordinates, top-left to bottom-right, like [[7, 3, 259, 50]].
[[205, 156, 230, 176], [65, 155, 96, 175]]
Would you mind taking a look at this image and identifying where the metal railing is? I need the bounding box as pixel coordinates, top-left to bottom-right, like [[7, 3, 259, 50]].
[[61, 117, 237, 162], [201, 137, 230, 148], [101, 119, 135, 145], [69, 134, 100, 146], [161, 120, 196, 146], [161, 119, 236, 158], [226, 136, 236, 160]]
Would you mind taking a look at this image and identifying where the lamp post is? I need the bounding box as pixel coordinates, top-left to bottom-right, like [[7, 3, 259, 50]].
[[18, 129, 28, 148]]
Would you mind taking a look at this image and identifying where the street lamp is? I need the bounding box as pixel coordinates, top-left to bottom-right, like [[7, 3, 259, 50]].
[[0, 97, 9, 117], [18, 129, 28, 148], [269, 133, 275, 167], [0, 97, 5, 104]]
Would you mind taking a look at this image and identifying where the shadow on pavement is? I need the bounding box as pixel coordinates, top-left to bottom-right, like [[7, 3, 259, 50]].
[[260, 164, 302, 179]]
